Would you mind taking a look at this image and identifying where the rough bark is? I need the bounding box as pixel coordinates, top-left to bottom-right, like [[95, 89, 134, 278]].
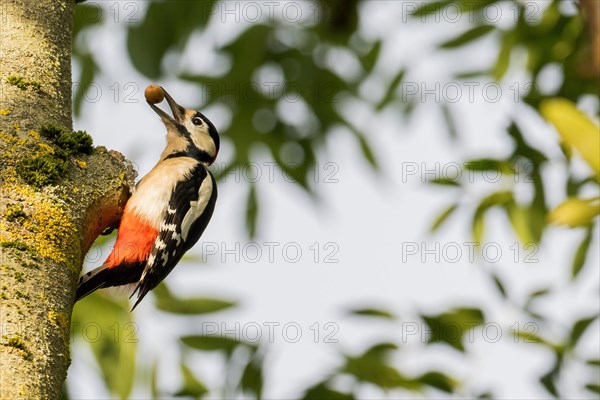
[[0, 1, 135, 399]]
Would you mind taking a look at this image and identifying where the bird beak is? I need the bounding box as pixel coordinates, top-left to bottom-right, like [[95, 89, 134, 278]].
[[147, 87, 186, 127]]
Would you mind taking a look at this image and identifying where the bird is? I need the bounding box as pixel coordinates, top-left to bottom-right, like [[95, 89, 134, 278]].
[[76, 86, 219, 310]]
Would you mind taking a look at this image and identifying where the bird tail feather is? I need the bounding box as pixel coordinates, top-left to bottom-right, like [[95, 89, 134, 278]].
[[75, 265, 110, 301]]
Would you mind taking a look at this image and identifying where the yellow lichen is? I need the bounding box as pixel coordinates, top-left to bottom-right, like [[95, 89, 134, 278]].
[[24, 195, 78, 265], [0, 131, 18, 144], [48, 309, 69, 331], [28, 130, 40, 140], [0, 180, 79, 266], [0, 127, 98, 272], [0, 109, 11, 116], [36, 143, 55, 156], [74, 159, 87, 169]]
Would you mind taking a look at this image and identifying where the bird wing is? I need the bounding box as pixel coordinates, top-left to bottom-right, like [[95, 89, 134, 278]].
[[131, 163, 217, 309]]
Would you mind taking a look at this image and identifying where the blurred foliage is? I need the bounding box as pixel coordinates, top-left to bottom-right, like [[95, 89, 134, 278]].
[[152, 283, 236, 315], [71, 292, 137, 399], [424, 1, 600, 398], [68, 0, 599, 399], [347, 307, 396, 320], [422, 307, 485, 352]]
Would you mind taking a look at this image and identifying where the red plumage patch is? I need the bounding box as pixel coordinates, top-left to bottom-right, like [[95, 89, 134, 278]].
[[105, 211, 158, 268]]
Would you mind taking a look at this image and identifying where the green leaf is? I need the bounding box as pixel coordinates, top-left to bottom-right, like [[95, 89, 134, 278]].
[[529, 288, 551, 298], [153, 284, 236, 315], [362, 342, 398, 357], [343, 343, 421, 390], [572, 226, 593, 279], [504, 201, 535, 244], [361, 41, 381, 73], [181, 335, 245, 356], [464, 158, 510, 172], [127, 1, 216, 78], [540, 98, 600, 175], [313, 0, 360, 42], [524, 288, 551, 311], [73, 3, 103, 37], [71, 293, 137, 399], [348, 307, 396, 320], [301, 383, 355, 400], [454, 70, 489, 79], [417, 371, 456, 393], [472, 212, 485, 245], [586, 359, 600, 366], [585, 384, 600, 394], [472, 191, 513, 244], [569, 316, 597, 346], [507, 123, 548, 166], [566, 176, 597, 197], [439, 25, 496, 49], [344, 123, 378, 170], [356, 133, 378, 170], [422, 308, 485, 351], [481, 191, 513, 207], [493, 31, 515, 80], [157, 296, 236, 315], [490, 272, 507, 298], [246, 184, 259, 239], [175, 363, 209, 398], [441, 103, 459, 140], [512, 330, 549, 346], [430, 203, 459, 232], [376, 69, 405, 110], [429, 178, 461, 186], [539, 364, 560, 398], [239, 353, 264, 398]]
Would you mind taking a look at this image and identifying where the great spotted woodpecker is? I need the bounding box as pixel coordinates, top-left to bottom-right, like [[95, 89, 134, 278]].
[[76, 87, 219, 310]]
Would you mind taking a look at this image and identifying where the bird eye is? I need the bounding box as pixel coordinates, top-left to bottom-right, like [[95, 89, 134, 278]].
[[192, 117, 203, 126]]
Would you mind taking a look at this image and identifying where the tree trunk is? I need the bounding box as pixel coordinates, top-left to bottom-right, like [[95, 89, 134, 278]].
[[0, 1, 134, 398]]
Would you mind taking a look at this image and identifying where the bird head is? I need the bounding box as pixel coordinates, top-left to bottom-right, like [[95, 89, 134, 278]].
[[147, 87, 219, 165]]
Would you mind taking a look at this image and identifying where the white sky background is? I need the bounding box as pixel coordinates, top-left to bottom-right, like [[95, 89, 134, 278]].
[[69, 1, 599, 399]]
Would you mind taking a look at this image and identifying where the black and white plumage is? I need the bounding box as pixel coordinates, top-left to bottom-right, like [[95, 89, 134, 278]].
[[131, 164, 217, 309], [76, 87, 219, 309]]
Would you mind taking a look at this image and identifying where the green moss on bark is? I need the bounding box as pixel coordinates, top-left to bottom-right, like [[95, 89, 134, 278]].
[[6, 76, 42, 93], [16, 154, 69, 188]]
